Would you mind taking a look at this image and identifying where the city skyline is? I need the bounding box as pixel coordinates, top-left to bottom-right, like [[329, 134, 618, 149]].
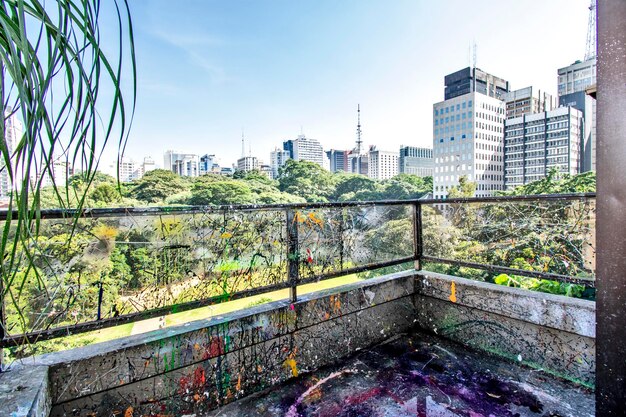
[[95, 0, 589, 170]]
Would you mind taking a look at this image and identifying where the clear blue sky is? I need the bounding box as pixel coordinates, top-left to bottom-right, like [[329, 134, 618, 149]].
[[105, 0, 590, 171]]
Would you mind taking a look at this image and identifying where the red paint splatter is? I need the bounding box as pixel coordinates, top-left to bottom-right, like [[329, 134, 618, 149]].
[[208, 336, 224, 357], [193, 367, 206, 387], [306, 248, 314, 264]]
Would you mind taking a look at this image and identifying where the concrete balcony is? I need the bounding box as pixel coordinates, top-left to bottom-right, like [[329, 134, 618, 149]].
[[0, 196, 597, 416]]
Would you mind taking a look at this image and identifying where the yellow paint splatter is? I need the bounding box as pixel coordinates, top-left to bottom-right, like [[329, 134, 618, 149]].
[[284, 358, 299, 377], [449, 281, 457, 303], [194, 343, 201, 351], [236, 373, 242, 392], [220, 232, 233, 239]]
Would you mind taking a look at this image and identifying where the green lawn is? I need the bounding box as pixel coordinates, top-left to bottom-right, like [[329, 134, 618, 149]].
[[165, 274, 363, 327], [7, 274, 363, 362]]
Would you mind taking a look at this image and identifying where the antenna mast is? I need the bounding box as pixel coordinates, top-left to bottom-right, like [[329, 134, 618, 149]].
[[584, 0, 596, 61], [356, 104, 362, 155], [241, 130, 245, 158]]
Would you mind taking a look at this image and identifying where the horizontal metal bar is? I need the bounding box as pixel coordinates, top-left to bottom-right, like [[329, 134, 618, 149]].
[[0, 281, 293, 348], [420, 255, 595, 287], [0, 193, 595, 221], [418, 192, 596, 205], [297, 256, 414, 286]]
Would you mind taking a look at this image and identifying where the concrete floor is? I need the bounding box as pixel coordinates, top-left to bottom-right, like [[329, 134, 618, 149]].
[[206, 330, 594, 417]]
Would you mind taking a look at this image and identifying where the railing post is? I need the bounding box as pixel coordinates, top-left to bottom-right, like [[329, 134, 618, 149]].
[[286, 209, 299, 303], [413, 202, 423, 270]]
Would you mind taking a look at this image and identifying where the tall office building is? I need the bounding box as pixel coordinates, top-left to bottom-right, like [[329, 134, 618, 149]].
[[118, 158, 140, 182], [444, 67, 510, 101], [558, 58, 597, 172], [34, 156, 73, 188], [433, 68, 508, 199], [367, 147, 398, 180], [503, 87, 556, 118], [283, 135, 325, 167], [326, 149, 349, 173], [0, 110, 23, 198], [270, 148, 290, 179], [141, 157, 157, 176], [399, 146, 433, 177], [164, 150, 200, 177], [504, 106, 583, 189], [236, 156, 259, 173], [558, 59, 596, 96]]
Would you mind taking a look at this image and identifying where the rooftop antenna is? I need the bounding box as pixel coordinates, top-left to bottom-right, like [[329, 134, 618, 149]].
[[584, 0, 596, 61], [356, 104, 362, 155], [472, 41, 477, 92]]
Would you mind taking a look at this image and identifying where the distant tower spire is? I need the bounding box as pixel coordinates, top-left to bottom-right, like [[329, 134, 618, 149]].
[[584, 0, 596, 61], [241, 130, 245, 158], [356, 104, 362, 155]]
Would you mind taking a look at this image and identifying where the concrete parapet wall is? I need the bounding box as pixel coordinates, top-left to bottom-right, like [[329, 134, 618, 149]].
[[414, 271, 596, 386], [36, 271, 415, 416]]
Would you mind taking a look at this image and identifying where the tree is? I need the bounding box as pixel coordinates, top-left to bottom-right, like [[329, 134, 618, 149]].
[[90, 183, 121, 205], [332, 173, 378, 200], [278, 160, 334, 202], [189, 180, 256, 205], [447, 175, 476, 198], [133, 170, 191, 203]]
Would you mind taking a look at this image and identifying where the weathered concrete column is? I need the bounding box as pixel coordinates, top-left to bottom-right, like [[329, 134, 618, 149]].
[[596, 0, 626, 415]]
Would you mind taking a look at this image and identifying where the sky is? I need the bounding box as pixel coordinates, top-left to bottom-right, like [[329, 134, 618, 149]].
[[101, 0, 591, 171]]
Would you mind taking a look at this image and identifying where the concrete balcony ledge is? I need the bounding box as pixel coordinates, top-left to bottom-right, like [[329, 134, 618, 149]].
[[414, 271, 596, 386], [0, 365, 50, 417], [0, 269, 596, 416]]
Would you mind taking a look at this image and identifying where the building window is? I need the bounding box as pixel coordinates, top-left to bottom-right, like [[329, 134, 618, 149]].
[[468, 100, 473, 107]]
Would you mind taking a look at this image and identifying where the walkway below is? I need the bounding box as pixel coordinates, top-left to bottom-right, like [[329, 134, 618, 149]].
[[206, 331, 594, 417]]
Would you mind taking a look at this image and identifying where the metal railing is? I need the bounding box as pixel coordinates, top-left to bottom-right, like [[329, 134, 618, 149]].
[[0, 193, 596, 349]]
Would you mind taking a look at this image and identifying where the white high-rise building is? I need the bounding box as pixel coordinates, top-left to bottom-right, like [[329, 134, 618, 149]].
[[433, 91, 506, 199], [284, 135, 324, 168], [34, 156, 72, 188], [118, 158, 139, 182], [368, 147, 398, 180], [269, 148, 290, 179], [141, 157, 157, 176], [0, 110, 23, 198], [236, 156, 259, 173], [164, 150, 200, 177]]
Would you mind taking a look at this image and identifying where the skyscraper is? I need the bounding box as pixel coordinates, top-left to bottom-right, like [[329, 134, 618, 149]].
[[0, 110, 23, 198], [558, 58, 597, 172], [504, 106, 583, 188], [444, 67, 510, 101], [164, 150, 200, 177], [270, 148, 291, 179], [326, 149, 350, 173], [433, 68, 508, 199], [282, 135, 324, 167]]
